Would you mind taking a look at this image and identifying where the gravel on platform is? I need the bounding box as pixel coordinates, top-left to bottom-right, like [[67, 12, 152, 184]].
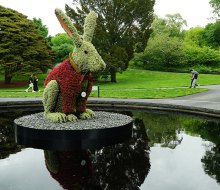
[[14, 111, 133, 130]]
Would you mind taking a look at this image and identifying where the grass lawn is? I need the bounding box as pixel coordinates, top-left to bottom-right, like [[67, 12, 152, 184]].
[[96, 69, 220, 89], [0, 69, 217, 98], [92, 88, 206, 99]]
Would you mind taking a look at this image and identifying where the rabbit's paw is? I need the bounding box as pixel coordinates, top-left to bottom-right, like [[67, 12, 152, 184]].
[[85, 109, 95, 117], [79, 109, 95, 120], [67, 114, 78, 122], [79, 112, 91, 120], [44, 112, 67, 123]]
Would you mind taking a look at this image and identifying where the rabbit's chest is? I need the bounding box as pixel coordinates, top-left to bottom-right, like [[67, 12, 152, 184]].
[[56, 79, 90, 109], [53, 70, 93, 113], [80, 80, 89, 93]]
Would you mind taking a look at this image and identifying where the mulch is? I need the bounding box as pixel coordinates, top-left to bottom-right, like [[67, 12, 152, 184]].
[[0, 81, 27, 88]]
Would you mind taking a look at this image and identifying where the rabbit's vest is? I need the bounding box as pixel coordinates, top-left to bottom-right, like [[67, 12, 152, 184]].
[[44, 58, 94, 113]]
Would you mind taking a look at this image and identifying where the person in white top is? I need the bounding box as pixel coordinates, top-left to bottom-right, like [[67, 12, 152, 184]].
[[25, 74, 33, 92]]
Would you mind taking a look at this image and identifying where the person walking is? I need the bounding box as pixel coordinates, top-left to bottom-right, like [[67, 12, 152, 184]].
[[33, 74, 39, 92], [25, 74, 33, 92], [190, 69, 199, 88]]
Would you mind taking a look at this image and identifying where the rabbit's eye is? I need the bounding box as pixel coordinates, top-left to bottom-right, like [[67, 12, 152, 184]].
[[84, 51, 88, 54]]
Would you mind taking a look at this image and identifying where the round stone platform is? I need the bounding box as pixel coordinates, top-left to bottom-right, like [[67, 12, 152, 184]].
[[14, 111, 133, 151]]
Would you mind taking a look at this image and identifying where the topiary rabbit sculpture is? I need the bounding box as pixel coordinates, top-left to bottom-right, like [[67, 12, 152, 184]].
[[43, 9, 106, 122]]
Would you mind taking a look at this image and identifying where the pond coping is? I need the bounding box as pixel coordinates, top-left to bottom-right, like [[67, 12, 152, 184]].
[[0, 97, 220, 119]]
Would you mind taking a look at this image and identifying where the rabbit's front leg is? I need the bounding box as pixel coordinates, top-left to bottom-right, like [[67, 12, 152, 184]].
[[66, 114, 78, 122], [78, 98, 93, 119], [80, 108, 95, 120], [43, 80, 70, 122]]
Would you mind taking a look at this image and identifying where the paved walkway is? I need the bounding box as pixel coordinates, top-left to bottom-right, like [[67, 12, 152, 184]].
[[136, 84, 220, 111], [0, 85, 220, 117]]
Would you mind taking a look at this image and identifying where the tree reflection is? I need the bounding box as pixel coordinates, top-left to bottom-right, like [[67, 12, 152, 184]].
[[184, 120, 220, 184], [0, 112, 22, 159], [133, 112, 183, 149], [89, 118, 150, 190], [44, 117, 150, 190], [134, 110, 220, 185], [202, 145, 220, 183]]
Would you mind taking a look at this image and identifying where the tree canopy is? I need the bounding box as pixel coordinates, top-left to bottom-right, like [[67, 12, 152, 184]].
[[65, 0, 155, 82], [184, 27, 205, 47], [131, 34, 186, 70], [0, 6, 54, 83], [210, 0, 220, 17], [151, 14, 187, 38], [203, 21, 220, 48], [131, 12, 220, 73], [50, 33, 75, 63], [32, 18, 49, 39]]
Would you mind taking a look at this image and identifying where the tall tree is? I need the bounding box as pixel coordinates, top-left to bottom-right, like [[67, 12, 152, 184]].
[[184, 27, 205, 47], [165, 13, 187, 37], [131, 13, 187, 71], [203, 21, 220, 48], [32, 18, 49, 39], [65, 0, 155, 82], [132, 34, 186, 70], [50, 33, 75, 63], [210, 0, 220, 17], [151, 14, 187, 38], [0, 6, 54, 84]]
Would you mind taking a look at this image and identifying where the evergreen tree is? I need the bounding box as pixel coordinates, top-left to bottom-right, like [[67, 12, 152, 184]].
[[65, 0, 155, 82], [0, 6, 54, 84], [32, 18, 49, 39]]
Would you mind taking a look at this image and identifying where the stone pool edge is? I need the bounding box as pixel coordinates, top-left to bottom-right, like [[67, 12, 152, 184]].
[[0, 97, 220, 119]]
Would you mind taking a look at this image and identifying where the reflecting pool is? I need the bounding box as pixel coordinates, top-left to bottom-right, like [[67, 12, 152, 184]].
[[0, 111, 220, 190]]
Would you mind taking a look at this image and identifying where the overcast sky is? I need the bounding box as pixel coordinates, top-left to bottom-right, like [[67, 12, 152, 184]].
[[0, 0, 214, 36]]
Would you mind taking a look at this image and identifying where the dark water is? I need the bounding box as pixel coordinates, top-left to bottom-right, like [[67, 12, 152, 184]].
[[0, 111, 220, 190]]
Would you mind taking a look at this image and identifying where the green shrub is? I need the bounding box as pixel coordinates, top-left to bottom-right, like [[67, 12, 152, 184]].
[[184, 44, 220, 66], [130, 35, 187, 70]]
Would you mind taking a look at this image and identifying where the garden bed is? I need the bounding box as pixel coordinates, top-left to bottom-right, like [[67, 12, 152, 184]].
[[0, 81, 27, 88]]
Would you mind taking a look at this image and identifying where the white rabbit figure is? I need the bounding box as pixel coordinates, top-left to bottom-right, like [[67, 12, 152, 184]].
[[43, 9, 106, 122]]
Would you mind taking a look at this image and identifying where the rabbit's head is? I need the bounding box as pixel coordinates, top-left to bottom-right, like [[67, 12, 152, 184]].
[[55, 9, 106, 73]]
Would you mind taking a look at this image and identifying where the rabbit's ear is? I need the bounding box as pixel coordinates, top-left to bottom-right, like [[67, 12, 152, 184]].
[[55, 9, 82, 47], [83, 11, 97, 42]]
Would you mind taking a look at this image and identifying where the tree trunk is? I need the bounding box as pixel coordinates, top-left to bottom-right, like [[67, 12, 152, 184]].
[[4, 73, 12, 84], [110, 68, 117, 83]]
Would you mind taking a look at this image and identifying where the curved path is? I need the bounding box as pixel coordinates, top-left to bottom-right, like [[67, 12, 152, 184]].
[[0, 85, 220, 118]]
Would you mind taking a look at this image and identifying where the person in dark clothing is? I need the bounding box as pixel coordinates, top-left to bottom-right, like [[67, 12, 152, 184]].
[[33, 74, 39, 92], [190, 69, 199, 88]]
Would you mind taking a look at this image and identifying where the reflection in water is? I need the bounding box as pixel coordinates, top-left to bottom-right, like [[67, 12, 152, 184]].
[[135, 111, 220, 187], [44, 119, 151, 190], [1, 111, 220, 189], [0, 112, 22, 159], [133, 112, 184, 149], [187, 121, 220, 184], [90, 118, 150, 189], [44, 150, 98, 189]]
